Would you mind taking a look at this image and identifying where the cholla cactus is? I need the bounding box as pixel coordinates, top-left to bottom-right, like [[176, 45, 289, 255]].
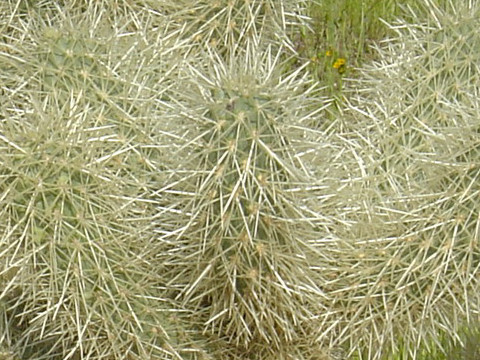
[[0, 4, 201, 360], [154, 45, 331, 358], [327, 0, 480, 358], [158, 0, 310, 57], [0, 104, 194, 359]]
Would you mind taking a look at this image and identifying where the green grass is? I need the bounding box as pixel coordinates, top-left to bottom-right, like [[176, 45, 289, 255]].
[[305, 0, 453, 65], [383, 321, 480, 360], [307, 0, 407, 65], [295, 0, 453, 99]]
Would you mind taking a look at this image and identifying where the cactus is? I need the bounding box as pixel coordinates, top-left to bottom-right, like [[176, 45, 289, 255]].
[[0, 88, 197, 359], [323, 0, 480, 358], [157, 0, 310, 58], [3, 0, 480, 359], [153, 44, 332, 358], [0, 3, 203, 360]]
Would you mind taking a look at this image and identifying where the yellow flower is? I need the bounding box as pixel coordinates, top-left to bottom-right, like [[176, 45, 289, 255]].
[[333, 58, 346, 69], [325, 50, 333, 57]]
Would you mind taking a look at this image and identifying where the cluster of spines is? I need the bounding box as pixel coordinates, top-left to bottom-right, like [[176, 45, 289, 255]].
[[158, 0, 310, 57], [152, 44, 331, 359], [331, 0, 480, 358], [2, 0, 480, 359], [0, 3, 202, 360]]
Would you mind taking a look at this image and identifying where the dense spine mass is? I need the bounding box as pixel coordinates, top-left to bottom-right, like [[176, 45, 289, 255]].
[[1, 0, 480, 359], [158, 0, 309, 57], [154, 46, 330, 359], [0, 3, 195, 360], [337, 0, 480, 358]]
